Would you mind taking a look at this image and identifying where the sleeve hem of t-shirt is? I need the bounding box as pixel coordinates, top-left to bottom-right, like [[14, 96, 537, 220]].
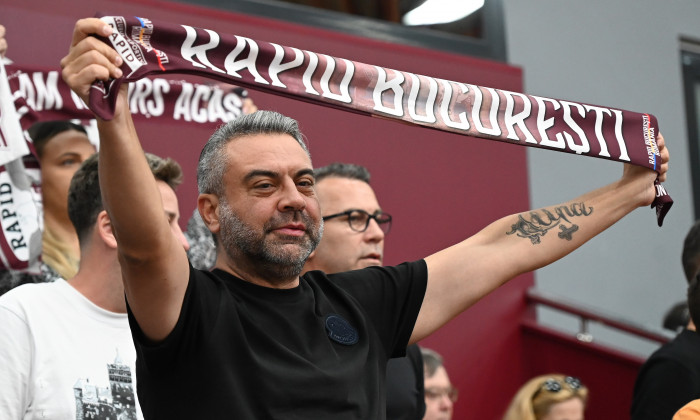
[[126, 262, 195, 350], [391, 259, 427, 358]]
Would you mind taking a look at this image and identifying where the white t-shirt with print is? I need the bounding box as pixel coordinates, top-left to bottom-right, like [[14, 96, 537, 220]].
[[0, 280, 141, 419]]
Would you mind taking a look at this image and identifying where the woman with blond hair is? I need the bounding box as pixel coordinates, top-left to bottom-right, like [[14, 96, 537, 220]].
[[0, 120, 95, 294], [502, 374, 588, 420], [29, 121, 95, 280]]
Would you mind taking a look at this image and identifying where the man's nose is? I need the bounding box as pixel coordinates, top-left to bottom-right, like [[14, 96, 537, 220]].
[[279, 181, 307, 212]]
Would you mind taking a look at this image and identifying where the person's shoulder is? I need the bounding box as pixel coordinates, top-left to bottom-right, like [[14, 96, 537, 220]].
[[641, 331, 700, 374], [658, 330, 700, 355], [672, 330, 700, 364], [678, 328, 700, 342], [0, 280, 62, 304], [0, 281, 65, 323]]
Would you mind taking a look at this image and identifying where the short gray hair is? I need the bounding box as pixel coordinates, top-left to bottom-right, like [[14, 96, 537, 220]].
[[197, 110, 310, 196], [421, 347, 445, 378], [314, 162, 371, 184]]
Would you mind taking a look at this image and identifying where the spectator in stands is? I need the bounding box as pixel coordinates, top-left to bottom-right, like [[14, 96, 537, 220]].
[[303, 162, 390, 274], [0, 121, 95, 294], [187, 161, 425, 419], [61, 17, 669, 418], [30, 121, 96, 279], [302, 162, 424, 420], [0, 152, 189, 418], [0, 28, 96, 293], [631, 220, 700, 419], [502, 374, 588, 420], [422, 347, 456, 420]]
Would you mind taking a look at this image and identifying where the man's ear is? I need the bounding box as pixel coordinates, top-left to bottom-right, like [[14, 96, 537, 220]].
[[96, 210, 117, 249], [198, 194, 221, 234]]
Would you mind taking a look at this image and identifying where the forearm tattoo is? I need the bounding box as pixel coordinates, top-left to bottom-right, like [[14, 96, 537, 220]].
[[506, 202, 594, 244]]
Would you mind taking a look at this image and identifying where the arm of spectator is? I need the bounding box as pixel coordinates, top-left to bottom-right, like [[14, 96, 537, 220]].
[[61, 18, 189, 342], [411, 135, 669, 343]]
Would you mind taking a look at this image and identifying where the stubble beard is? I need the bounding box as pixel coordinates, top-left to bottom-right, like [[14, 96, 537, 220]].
[[218, 199, 323, 283]]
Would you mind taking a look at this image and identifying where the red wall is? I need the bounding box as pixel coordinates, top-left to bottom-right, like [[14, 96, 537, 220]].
[[1, 1, 532, 417]]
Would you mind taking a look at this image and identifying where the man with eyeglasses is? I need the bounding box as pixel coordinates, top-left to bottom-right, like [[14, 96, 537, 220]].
[[303, 162, 391, 274], [302, 162, 425, 420], [421, 347, 456, 420]]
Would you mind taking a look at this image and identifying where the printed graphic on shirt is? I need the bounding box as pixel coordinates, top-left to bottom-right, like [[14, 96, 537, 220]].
[[72, 350, 137, 420]]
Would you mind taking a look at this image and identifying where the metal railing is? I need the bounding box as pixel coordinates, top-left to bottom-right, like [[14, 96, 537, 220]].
[[526, 288, 673, 345]]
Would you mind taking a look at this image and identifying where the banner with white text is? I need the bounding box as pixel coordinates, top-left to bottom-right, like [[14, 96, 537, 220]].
[[7, 64, 252, 133], [0, 62, 254, 275]]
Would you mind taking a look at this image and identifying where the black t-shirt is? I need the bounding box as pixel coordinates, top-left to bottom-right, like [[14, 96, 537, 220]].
[[631, 329, 700, 420], [128, 260, 427, 419], [386, 343, 425, 420]]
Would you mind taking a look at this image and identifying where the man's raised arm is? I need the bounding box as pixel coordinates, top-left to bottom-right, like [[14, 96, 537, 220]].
[[411, 137, 669, 343], [61, 18, 189, 342]]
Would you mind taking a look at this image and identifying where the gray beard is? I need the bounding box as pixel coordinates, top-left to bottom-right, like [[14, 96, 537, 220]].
[[217, 199, 323, 283]]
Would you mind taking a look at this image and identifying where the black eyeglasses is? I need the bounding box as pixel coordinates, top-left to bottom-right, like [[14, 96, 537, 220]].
[[533, 376, 582, 400], [322, 209, 392, 234]]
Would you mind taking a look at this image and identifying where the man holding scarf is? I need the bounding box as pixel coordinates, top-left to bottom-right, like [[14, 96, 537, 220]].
[[61, 18, 668, 419]]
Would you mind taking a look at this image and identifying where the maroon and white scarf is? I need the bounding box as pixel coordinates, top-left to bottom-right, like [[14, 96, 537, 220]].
[[0, 14, 674, 276], [89, 14, 672, 225]]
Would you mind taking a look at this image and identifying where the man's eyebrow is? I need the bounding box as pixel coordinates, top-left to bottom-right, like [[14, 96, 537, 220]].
[[243, 169, 314, 182], [58, 151, 83, 159], [295, 168, 315, 179], [243, 170, 279, 182]]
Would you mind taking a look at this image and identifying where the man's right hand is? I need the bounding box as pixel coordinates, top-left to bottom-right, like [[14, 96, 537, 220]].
[[60, 18, 124, 117]]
